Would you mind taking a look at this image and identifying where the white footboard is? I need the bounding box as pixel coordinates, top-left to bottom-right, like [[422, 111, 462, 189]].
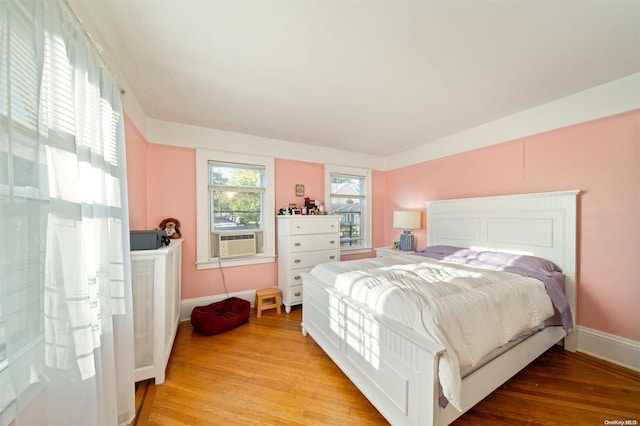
[[301, 271, 567, 426], [302, 271, 451, 425]]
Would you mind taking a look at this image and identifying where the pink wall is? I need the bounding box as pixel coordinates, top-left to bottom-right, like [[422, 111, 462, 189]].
[[275, 158, 324, 212], [123, 115, 148, 230], [138, 154, 385, 300], [124, 110, 638, 342], [144, 145, 277, 299], [385, 110, 640, 341], [370, 170, 388, 251]]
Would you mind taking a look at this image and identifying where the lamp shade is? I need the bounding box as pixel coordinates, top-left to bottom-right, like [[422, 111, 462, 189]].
[[393, 210, 421, 229]]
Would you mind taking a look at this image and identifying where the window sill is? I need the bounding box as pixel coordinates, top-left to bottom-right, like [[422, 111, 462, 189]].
[[196, 254, 276, 270]]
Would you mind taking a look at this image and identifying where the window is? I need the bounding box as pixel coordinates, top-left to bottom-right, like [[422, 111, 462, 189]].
[[0, 0, 48, 382], [196, 149, 275, 269], [325, 165, 372, 253], [209, 162, 264, 233]]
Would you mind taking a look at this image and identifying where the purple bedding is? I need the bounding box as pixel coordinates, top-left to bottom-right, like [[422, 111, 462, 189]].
[[415, 246, 573, 334]]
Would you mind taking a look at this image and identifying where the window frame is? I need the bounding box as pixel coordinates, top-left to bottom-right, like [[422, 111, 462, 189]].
[[196, 148, 276, 269], [324, 164, 372, 255]]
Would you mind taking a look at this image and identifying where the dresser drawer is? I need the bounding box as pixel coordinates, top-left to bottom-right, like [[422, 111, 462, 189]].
[[287, 234, 339, 253], [277, 215, 341, 312], [289, 218, 339, 235], [287, 284, 303, 305], [289, 250, 338, 269], [286, 268, 311, 287]]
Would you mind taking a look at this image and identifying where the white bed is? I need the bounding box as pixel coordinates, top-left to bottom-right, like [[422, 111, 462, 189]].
[[300, 190, 579, 426]]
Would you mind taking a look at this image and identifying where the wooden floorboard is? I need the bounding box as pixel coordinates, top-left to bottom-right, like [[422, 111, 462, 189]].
[[132, 306, 639, 425]]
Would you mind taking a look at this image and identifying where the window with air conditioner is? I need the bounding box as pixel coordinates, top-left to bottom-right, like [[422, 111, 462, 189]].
[[196, 149, 275, 269], [214, 232, 259, 258]]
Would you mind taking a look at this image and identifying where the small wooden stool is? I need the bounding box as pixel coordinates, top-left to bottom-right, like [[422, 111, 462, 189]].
[[255, 287, 282, 318]]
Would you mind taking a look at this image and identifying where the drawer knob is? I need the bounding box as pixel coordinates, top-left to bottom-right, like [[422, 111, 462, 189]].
[[294, 292, 301, 297], [329, 256, 335, 260], [294, 259, 301, 263], [294, 275, 301, 280], [329, 240, 335, 244], [294, 242, 301, 246]]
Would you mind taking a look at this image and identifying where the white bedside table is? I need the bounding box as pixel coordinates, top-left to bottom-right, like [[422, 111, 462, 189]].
[[375, 246, 415, 258]]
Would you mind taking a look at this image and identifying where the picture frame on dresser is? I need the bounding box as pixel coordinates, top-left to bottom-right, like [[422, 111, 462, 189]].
[[277, 215, 341, 313]]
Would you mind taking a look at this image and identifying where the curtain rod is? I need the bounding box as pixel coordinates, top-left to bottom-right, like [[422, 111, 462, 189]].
[[61, 0, 125, 96]]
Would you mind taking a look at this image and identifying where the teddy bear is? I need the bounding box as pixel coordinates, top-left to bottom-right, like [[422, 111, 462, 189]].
[[158, 217, 182, 239]]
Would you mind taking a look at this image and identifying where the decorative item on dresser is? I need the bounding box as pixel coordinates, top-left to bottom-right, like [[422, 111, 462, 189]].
[[277, 215, 341, 313], [131, 239, 183, 384]]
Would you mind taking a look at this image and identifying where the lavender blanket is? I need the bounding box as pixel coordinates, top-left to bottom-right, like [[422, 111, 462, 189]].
[[415, 246, 574, 334]]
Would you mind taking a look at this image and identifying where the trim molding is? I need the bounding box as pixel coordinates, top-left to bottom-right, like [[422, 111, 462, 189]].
[[180, 290, 259, 322], [576, 325, 640, 372], [387, 73, 640, 170], [141, 74, 639, 172]]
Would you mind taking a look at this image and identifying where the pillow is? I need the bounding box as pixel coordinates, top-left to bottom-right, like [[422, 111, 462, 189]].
[[473, 251, 562, 274], [415, 245, 476, 262], [417, 245, 474, 256]]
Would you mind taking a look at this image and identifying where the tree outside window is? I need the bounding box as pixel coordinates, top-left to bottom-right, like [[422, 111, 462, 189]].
[[209, 163, 264, 232]]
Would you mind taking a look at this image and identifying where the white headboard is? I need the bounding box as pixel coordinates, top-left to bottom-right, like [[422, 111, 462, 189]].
[[425, 190, 580, 350]]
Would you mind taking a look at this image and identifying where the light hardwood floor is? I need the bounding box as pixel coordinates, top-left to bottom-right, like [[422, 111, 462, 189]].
[[132, 306, 639, 425]]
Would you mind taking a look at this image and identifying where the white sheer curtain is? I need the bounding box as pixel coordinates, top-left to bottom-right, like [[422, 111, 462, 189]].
[[0, 0, 135, 425]]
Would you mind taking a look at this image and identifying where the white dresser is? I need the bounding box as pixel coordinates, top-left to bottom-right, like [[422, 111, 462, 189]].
[[277, 215, 341, 313], [131, 239, 182, 384]]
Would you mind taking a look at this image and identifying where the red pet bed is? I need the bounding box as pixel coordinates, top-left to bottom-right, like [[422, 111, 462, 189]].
[[191, 297, 250, 335]]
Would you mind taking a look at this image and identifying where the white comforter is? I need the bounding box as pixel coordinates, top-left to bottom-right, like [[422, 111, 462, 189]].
[[311, 255, 554, 411]]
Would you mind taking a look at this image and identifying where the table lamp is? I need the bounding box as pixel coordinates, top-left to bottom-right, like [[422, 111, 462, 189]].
[[393, 210, 421, 251]]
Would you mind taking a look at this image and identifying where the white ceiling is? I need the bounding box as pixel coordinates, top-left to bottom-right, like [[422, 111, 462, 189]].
[[68, 1, 640, 157]]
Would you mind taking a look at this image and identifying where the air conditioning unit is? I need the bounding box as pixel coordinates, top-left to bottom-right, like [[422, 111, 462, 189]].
[[217, 232, 257, 258]]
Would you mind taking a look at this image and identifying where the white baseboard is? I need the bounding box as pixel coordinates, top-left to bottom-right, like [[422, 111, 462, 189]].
[[576, 325, 640, 372], [180, 290, 258, 322]]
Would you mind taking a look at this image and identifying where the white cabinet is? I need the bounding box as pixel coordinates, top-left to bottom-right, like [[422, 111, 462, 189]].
[[131, 239, 182, 384], [277, 215, 341, 313]]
